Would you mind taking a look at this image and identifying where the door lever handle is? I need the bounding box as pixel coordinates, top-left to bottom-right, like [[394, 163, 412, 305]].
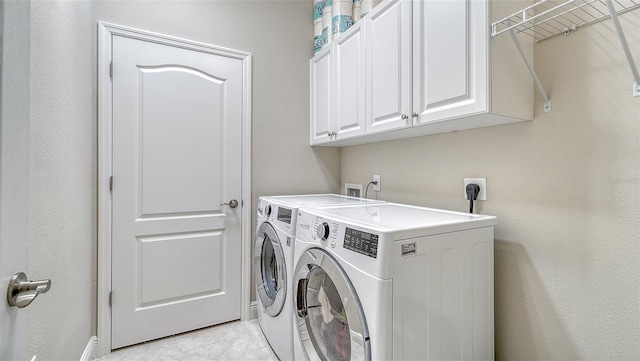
[[7, 272, 51, 308], [220, 199, 239, 209]]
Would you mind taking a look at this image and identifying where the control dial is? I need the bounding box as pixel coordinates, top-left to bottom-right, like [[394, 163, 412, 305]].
[[265, 205, 272, 217], [316, 222, 330, 241]]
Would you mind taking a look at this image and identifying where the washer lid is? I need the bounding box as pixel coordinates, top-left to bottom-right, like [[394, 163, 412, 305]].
[[309, 203, 497, 236]]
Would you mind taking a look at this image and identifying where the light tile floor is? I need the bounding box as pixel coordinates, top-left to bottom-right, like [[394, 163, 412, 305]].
[[100, 320, 279, 361]]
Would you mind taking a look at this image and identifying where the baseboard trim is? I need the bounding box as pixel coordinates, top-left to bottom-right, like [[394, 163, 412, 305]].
[[250, 301, 258, 320], [80, 336, 98, 361]]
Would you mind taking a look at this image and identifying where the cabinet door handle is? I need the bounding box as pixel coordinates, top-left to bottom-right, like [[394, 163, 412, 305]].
[[401, 114, 408, 120], [412, 112, 419, 118]]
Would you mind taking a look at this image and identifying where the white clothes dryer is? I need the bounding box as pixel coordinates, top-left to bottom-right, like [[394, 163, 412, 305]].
[[254, 194, 385, 361], [292, 203, 497, 361]]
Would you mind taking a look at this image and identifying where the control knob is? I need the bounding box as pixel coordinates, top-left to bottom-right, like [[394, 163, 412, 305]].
[[316, 222, 330, 241]]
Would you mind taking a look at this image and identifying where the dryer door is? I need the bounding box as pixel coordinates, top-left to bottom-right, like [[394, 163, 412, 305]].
[[294, 248, 370, 361], [255, 222, 287, 316]]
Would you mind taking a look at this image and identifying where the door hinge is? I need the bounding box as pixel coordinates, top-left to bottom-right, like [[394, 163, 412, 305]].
[[109, 176, 113, 191], [109, 61, 113, 78], [109, 291, 112, 307]]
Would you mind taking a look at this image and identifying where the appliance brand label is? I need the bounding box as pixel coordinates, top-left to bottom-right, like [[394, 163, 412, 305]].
[[401, 242, 416, 256]]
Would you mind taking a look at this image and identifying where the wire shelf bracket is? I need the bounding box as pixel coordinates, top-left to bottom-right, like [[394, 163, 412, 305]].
[[508, 23, 552, 112], [604, 0, 640, 96], [491, 0, 640, 102]]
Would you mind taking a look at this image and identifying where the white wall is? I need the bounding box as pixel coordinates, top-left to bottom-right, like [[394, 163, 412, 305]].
[[0, 1, 30, 359], [25, 1, 340, 359], [28, 1, 96, 359], [340, 13, 640, 359]]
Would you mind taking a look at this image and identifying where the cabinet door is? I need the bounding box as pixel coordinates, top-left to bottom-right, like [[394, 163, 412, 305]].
[[366, 0, 412, 134], [413, 0, 488, 125], [333, 20, 367, 141], [310, 48, 333, 145]]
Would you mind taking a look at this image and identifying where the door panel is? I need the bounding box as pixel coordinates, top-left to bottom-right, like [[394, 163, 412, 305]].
[[413, 0, 488, 124], [333, 20, 366, 140], [111, 35, 243, 349], [366, 0, 412, 133], [139, 231, 223, 304], [425, 0, 468, 106], [139, 67, 223, 215], [310, 49, 333, 144]]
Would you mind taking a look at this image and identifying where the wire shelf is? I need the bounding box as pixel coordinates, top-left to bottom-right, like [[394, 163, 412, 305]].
[[491, 0, 640, 42]]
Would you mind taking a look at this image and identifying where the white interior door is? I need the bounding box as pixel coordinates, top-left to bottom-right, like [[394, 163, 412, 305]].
[[1, 1, 30, 359], [110, 33, 245, 349]]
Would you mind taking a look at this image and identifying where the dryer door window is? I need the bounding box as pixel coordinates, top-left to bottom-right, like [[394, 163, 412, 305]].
[[294, 248, 370, 361], [255, 222, 287, 316]]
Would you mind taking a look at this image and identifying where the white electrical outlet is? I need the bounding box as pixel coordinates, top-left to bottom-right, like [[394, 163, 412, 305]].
[[464, 178, 486, 200], [373, 175, 381, 192]]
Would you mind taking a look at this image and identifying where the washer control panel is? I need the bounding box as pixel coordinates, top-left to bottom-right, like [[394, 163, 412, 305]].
[[265, 204, 272, 218], [316, 222, 330, 240], [311, 217, 339, 245]]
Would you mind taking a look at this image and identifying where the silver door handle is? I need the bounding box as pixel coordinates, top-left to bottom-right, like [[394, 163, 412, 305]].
[[221, 199, 239, 209], [7, 272, 51, 308]]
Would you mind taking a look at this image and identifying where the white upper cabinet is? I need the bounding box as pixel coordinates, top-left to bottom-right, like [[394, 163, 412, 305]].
[[310, 47, 333, 145], [310, 0, 533, 147], [413, 0, 487, 124], [333, 19, 367, 141], [366, 0, 412, 134], [311, 20, 367, 145]]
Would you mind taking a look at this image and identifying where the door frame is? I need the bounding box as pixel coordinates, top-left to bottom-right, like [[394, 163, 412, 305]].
[[97, 22, 252, 357]]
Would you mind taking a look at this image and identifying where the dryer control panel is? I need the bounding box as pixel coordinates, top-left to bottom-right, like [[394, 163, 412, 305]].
[[297, 209, 390, 278], [297, 212, 379, 258], [343, 227, 379, 259]]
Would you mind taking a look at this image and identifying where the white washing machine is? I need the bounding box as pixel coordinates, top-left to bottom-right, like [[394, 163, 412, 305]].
[[292, 203, 497, 361], [254, 194, 386, 360]]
